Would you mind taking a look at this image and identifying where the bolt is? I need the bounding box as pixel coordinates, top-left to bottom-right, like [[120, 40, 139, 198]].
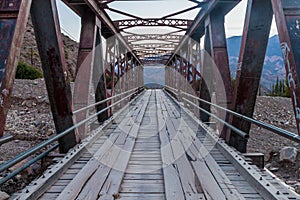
[[276, 191, 280, 195]]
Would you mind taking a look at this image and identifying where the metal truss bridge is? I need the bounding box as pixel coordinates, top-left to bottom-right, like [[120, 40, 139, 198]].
[[0, 0, 300, 199]]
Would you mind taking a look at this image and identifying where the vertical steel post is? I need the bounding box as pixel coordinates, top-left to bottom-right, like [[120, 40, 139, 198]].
[[95, 26, 108, 123], [0, 0, 32, 137], [231, 0, 273, 152], [272, 0, 300, 135], [207, 11, 234, 139], [31, 0, 76, 153], [199, 25, 212, 123], [73, 12, 95, 140]]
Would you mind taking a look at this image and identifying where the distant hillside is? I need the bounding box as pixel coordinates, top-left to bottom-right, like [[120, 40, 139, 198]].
[[20, 18, 78, 80], [144, 67, 165, 86], [227, 35, 285, 89], [144, 83, 164, 89]]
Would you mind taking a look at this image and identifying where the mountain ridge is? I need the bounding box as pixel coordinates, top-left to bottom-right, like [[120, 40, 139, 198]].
[[227, 35, 285, 89]]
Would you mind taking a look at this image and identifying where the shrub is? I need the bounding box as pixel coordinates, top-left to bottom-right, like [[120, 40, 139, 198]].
[[15, 62, 43, 80]]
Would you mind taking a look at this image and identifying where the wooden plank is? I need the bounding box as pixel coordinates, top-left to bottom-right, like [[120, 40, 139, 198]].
[[179, 117, 244, 200], [157, 91, 185, 200], [122, 180, 164, 184], [118, 194, 165, 200], [56, 93, 151, 199], [57, 134, 120, 199], [98, 92, 152, 199], [165, 119, 204, 198], [161, 91, 244, 200], [121, 185, 164, 193], [39, 193, 59, 200], [124, 174, 163, 180]]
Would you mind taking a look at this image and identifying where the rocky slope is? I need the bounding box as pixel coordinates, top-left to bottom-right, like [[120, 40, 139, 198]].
[[20, 18, 78, 80]]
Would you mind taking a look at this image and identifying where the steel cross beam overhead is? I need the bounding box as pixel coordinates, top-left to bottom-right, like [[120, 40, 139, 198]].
[[114, 19, 194, 31], [124, 34, 183, 42], [131, 43, 178, 49]]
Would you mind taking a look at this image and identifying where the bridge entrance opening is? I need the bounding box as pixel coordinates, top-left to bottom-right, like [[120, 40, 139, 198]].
[[144, 65, 165, 89]]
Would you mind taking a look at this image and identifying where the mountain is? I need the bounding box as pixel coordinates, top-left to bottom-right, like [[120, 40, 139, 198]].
[[227, 35, 285, 89], [143, 66, 165, 86]]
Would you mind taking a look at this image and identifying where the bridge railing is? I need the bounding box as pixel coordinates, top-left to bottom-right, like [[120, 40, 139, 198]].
[[0, 87, 143, 185], [164, 85, 300, 144]]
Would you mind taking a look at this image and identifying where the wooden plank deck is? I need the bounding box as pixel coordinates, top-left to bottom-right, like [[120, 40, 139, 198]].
[[12, 90, 300, 200]]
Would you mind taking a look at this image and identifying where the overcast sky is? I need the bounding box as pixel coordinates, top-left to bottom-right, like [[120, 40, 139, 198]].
[[56, 0, 278, 42]]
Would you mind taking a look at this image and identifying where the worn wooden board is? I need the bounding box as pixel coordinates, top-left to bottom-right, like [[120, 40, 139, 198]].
[[56, 93, 151, 200], [157, 92, 185, 200]]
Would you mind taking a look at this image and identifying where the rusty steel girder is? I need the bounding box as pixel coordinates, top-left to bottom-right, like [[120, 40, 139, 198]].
[[231, 0, 273, 152], [124, 34, 183, 42], [206, 11, 233, 141], [167, 0, 241, 65], [73, 12, 96, 141], [0, 0, 32, 137], [31, 0, 77, 153], [114, 19, 193, 31], [272, 0, 300, 136], [131, 43, 177, 50]]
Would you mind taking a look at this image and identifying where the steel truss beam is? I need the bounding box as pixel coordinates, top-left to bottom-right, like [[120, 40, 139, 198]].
[[131, 43, 177, 49], [71, 0, 142, 63], [272, 0, 300, 136], [124, 34, 182, 42], [31, 0, 77, 153], [206, 10, 233, 141], [231, 0, 273, 152], [73, 12, 96, 141], [114, 19, 193, 31], [167, 0, 241, 65], [0, 0, 32, 137]]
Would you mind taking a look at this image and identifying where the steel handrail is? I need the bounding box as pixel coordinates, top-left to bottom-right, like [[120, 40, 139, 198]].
[[0, 144, 59, 185], [0, 89, 139, 174], [73, 87, 140, 114], [182, 97, 248, 138], [164, 85, 300, 143]]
